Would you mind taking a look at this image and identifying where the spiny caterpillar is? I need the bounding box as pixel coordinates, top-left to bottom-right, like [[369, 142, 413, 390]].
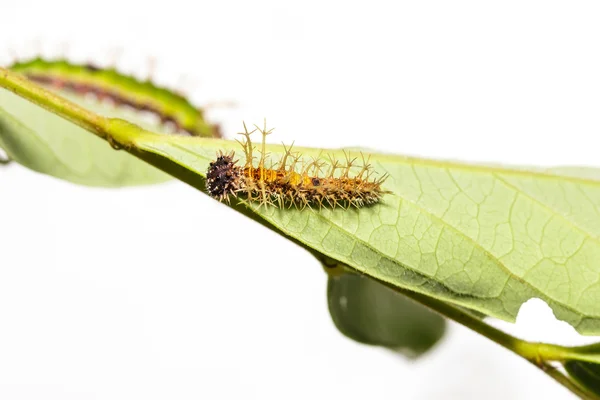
[[8, 57, 220, 138], [207, 123, 391, 209]]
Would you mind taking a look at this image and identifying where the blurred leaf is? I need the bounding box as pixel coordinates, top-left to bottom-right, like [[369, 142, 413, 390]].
[[327, 272, 446, 358], [0, 87, 170, 186], [565, 360, 600, 396], [0, 87, 171, 186]]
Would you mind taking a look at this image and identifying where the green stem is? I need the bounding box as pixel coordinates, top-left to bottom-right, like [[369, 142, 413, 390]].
[[393, 286, 599, 399], [0, 67, 108, 137], [0, 67, 149, 149]]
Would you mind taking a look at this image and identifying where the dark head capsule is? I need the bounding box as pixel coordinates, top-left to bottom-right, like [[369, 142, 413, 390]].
[[206, 152, 241, 201]]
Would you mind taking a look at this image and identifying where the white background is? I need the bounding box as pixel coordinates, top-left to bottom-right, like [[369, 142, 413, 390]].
[[1, 1, 600, 399]]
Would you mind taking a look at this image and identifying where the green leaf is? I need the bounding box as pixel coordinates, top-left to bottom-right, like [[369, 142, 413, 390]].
[[327, 271, 446, 358], [3, 68, 600, 335], [0, 86, 170, 187], [116, 133, 600, 335], [565, 361, 600, 396]]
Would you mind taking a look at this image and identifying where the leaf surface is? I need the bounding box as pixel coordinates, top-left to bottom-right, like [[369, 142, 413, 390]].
[[119, 132, 600, 335]]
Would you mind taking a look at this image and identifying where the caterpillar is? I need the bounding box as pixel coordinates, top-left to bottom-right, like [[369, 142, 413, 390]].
[[206, 123, 391, 209], [8, 57, 220, 138]]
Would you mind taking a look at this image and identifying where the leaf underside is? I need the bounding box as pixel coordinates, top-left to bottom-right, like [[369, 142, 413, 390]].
[[0, 85, 171, 187], [565, 360, 600, 395], [122, 133, 600, 335], [327, 271, 446, 357]]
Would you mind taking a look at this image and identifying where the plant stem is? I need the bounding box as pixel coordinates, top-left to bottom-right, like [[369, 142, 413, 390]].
[[543, 363, 595, 400], [392, 286, 599, 399], [0, 67, 108, 137], [0, 67, 147, 149]]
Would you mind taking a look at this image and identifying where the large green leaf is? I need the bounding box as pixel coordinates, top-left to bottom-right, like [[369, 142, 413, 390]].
[[110, 131, 600, 335], [3, 67, 600, 335], [0, 84, 170, 186]]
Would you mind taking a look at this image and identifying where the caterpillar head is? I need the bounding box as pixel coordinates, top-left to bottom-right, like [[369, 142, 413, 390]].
[[206, 151, 241, 201]]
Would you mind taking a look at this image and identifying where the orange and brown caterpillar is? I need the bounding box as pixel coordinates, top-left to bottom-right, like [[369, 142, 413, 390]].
[[206, 123, 391, 209]]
